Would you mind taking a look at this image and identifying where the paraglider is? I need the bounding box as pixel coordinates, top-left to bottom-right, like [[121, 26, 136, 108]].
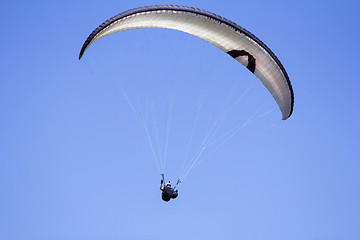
[[160, 177, 179, 202], [79, 5, 294, 202]]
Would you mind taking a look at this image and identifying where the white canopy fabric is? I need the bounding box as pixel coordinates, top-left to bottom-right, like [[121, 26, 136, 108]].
[[80, 5, 293, 120]]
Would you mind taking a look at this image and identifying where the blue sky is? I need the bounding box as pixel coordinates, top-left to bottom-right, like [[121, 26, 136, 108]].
[[1, 0, 360, 239]]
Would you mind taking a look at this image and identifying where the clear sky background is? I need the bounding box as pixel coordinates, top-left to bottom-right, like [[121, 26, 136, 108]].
[[1, 0, 360, 239]]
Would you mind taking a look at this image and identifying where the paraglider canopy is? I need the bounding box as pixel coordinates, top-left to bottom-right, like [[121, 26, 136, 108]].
[[79, 5, 294, 119]]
